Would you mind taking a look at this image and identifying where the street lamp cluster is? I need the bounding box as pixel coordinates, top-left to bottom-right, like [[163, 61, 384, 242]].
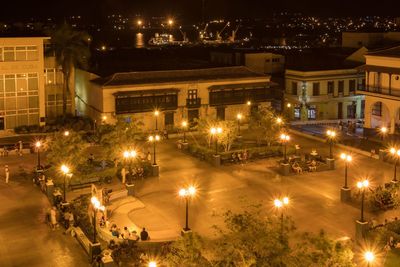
[[210, 127, 223, 155], [326, 130, 336, 159], [91, 196, 105, 243], [389, 147, 400, 183], [357, 179, 369, 223], [340, 153, 352, 189], [274, 197, 290, 242], [179, 186, 196, 232], [148, 135, 160, 165], [61, 164, 70, 202], [280, 133, 290, 162], [181, 121, 188, 143]]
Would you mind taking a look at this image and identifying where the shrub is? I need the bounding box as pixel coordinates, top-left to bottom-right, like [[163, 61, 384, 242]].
[[70, 194, 95, 242]]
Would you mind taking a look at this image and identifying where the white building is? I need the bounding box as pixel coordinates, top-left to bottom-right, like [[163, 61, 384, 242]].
[[356, 45, 400, 135]]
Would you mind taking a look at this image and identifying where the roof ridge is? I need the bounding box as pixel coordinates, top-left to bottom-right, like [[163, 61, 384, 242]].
[[110, 66, 250, 76]]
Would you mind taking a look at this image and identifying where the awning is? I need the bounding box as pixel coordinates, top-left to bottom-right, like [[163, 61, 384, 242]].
[[356, 65, 400, 75], [113, 88, 180, 97], [208, 82, 276, 91]]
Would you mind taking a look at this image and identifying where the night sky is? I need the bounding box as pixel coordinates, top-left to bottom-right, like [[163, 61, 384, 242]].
[[1, 0, 400, 21]]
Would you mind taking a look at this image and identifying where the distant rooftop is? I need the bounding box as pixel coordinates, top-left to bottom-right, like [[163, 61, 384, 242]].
[[92, 66, 267, 87], [367, 45, 400, 58], [285, 47, 364, 71]]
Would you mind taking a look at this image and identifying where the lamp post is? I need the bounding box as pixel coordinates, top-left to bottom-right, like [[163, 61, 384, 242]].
[[340, 153, 352, 188], [280, 133, 290, 163], [326, 130, 336, 159], [179, 186, 196, 232], [148, 135, 160, 165], [236, 113, 242, 136], [274, 197, 289, 241], [210, 127, 222, 155], [35, 141, 41, 169], [276, 117, 283, 131], [90, 196, 105, 243], [364, 251, 375, 267], [181, 121, 188, 143], [61, 164, 70, 202], [357, 179, 369, 222], [154, 110, 159, 131], [123, 150, 137, 184], [380, 126, 388, 141], [389, 147, 400, 183], [247, 101, 252, 116]]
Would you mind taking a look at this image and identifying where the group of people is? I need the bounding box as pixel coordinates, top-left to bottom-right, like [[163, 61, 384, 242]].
[[338, 121, 357, 134], [230, 150, 248, 164], [0, 141, 24, 157], [108, 223, 150, 242]]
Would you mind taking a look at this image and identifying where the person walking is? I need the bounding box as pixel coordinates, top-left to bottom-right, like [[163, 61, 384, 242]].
[[5, 165, 9, 184], [50, 207, 57, 230], [147, 151, 151, 162], [18, 141, 23, 156]]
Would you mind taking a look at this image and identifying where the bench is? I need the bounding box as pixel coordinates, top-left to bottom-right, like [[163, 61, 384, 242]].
[[74, 227, 91, 254], [69, 177, 101, 190]]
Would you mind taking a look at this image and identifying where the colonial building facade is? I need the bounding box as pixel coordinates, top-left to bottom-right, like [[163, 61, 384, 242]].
[[75, 67, 275, 130], [357, 45, 400, 135]]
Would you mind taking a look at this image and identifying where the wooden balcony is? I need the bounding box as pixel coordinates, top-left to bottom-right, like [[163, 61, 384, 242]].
[[186, 98, 201, 108]]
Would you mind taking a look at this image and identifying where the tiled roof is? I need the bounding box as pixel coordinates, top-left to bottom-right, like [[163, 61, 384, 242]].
[[367, 45, 400, 58], [92, 67, 266, 87]]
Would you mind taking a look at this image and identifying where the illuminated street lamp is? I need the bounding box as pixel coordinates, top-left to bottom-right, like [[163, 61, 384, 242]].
[[61, 164, 70, 202], [357, 179, 369, 222], [91, 196, 105, 243], [35, 141, 42, 169], [276, 117, 283, 131], [236, 113, 243, 135], [137, 19, 143, 26], [280, 133, 290, 163], [210, 127, 223, 155], [389, 147, 400, 183], [168, 19, 174, 26], [148, 261, 157, 267], [64, 130, 70, 137], [148, 135, 160, 165], [364, 251, 375, 267], [181, 120, 188, 143], [326, 130, 336, 159], [380, 126, 388, 141], [340, 153, 352, 189], [286, 103, 291, 108], [154, 110, 159, 131], [274, 196, 290, 240], [179, 186, 196, 232]]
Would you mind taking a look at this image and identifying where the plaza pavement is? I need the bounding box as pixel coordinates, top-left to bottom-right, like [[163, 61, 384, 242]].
[[111, 132, 400, 242], [0, 153, 89, 267]]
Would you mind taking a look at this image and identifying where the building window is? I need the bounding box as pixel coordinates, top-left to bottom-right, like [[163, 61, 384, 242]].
[[188, 89, 197, 99], [1, 46, 38, 62], [347, 102, 356, 119], [272, 58, 280, 62], [338, 81, 344, 94], [372, 102, 382, 116], [294, 105, 301, 120], [349, 80, 356, 93], [312, 83, 320, 96], [291, 82, 297, 95], [216, 106, 225, 120], [327, 81, 334, 95], [3, 47, 15, 61], [308, 105, 316, 120], [165, 112, 174, 127]]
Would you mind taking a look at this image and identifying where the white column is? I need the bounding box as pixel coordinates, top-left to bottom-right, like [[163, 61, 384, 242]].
[[391, 117, 395, 134]]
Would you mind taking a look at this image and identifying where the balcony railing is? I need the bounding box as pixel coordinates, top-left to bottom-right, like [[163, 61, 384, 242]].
[[209, 88, 272, 106], [357, 87, 400, 98], [186, 98, 201, 108]]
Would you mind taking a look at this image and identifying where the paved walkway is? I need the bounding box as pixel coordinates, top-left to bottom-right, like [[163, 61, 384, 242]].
[[0, 154, 88, 267], [107, 131, 400, 242]]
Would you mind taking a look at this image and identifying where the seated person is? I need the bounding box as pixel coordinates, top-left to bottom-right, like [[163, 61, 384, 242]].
[[308, 160, 317, 171], [292, 162, 302, 174], [130, 230, 140, 241], [140, 227, 150, 241], [99, 216, 106, 228], [237, 152, 243, 163], [122, 226, 131, 239], [231, 152, 237, 163], [110, 224, 120, 237]]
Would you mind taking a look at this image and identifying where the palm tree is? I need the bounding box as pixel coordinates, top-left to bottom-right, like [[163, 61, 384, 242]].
[[48, 24, 90, 119]]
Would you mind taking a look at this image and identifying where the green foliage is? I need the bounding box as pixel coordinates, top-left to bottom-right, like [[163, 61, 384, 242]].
[[48, 23, 90, 116], [291, 231, 355, 267], [70, 194, 94, 241], [45, 130, 88, 168], [165, 233, 211, 267], [97, 116, 144, 160], [163, 203, 355, 267], [249, 106, 281, 146], [195, 118, 237, 152]]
